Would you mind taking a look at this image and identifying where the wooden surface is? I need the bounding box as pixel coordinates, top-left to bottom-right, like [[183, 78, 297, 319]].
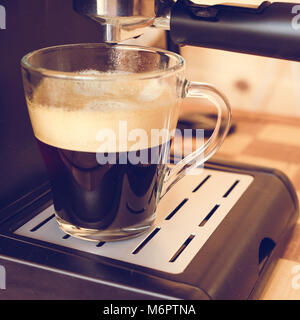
[[179, 104, 300, 300]]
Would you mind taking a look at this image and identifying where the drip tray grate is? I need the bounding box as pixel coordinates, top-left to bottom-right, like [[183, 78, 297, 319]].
[[15, 168, 253, 274]]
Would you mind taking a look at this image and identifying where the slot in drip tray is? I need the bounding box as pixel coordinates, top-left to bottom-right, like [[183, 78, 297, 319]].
[[15, 168, 253, 274]]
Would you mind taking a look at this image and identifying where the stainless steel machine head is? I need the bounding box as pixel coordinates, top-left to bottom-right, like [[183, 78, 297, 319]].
[[73, 0, 172, 42]]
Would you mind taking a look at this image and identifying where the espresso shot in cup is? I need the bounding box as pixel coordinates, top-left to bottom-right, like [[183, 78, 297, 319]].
[[21, 43, 231, 241]]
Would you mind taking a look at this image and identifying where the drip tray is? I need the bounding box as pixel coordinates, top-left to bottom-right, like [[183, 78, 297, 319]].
[[0, 160, 298, 299], [15, 168, 253, 274]]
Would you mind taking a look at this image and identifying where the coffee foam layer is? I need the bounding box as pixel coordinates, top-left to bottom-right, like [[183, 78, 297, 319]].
[[28, 70, 181, 152]]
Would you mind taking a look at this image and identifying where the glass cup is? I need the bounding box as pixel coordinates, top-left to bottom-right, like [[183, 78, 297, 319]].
[[21, 43, 231, 242]]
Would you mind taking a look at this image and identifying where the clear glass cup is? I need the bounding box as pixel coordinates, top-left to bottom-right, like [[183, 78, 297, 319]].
[[21, 43, 231, 242]]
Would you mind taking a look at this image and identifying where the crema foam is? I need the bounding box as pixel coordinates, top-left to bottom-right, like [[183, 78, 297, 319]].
[[27, 70, 180, 153]]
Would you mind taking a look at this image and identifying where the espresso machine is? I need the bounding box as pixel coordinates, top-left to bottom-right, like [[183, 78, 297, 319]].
[[0, 0, 299, 300]]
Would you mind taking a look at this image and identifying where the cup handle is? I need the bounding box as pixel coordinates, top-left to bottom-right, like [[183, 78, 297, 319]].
[[161, 80, 232, 196]]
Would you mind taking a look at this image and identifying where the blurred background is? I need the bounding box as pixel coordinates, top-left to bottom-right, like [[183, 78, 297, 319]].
[[128, 0, 300, 118], [182, 0, 300, 118]]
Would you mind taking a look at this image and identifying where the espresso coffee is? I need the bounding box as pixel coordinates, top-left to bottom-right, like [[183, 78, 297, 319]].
[[37, 140, 168, 231], [26, 70, 179, 239]]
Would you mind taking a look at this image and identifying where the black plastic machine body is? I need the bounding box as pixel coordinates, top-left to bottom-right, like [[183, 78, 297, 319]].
[[170, 1, 300, 61], [0, 160, 298, 300], [0, 0, 299, 300]]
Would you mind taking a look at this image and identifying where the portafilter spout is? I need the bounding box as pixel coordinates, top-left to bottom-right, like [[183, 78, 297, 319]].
[[73, 0, 172, 43]]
